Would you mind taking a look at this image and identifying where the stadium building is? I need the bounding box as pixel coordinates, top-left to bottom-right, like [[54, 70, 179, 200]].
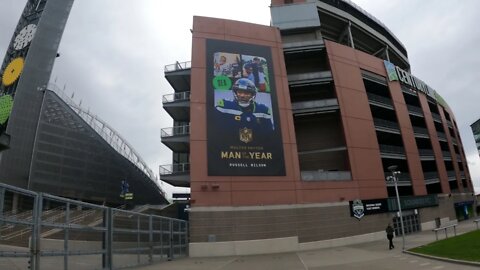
[[471, 118, 480, 158], [0, 0, 168, 208], [161, 0, 476, 256]]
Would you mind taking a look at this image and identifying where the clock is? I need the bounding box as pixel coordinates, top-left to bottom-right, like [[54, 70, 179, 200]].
[[2, 57, 25, 86], [13, 24, 37, 50]]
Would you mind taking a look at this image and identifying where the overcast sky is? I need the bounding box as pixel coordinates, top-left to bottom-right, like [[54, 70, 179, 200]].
[[1, 0, 479, 197]]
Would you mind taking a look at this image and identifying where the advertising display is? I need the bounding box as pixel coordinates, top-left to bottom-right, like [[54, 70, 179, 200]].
[[206, 39, 285, 176], [383, 60, 437, 100], [1, 11, 41, 138], [350, 199, 389, 219], [350, 195, 439, 219]]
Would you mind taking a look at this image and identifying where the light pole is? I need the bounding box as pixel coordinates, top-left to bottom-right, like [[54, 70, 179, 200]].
[[387, 165, 406, 251]]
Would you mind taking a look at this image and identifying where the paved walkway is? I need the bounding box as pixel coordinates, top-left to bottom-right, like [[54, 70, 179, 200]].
[[135, 220, 479, 270]]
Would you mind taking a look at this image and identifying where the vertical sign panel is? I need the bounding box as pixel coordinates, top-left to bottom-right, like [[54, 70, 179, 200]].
[[206, 39, 285, 176]]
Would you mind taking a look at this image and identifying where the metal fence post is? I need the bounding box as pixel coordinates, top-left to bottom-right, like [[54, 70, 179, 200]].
[[64, 202, 70, 270], [0, 187, 4, 227], [184, 221, 188, 256], [168, 220, 173, 261], [137, 215, 140, 264], [160, 219, 163, 259], [31, 193, 43, 270], [148, 215, 153, 263], [102, 207, 113, 270]]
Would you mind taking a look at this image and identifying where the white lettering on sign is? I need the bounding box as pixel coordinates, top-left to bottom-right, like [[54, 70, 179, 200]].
[[366, 203, 383, 210], [391, 64, 434, 98]]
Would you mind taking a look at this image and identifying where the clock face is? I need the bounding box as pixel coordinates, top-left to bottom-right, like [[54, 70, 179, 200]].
[[13, 24, 37, 50], [2, 57, 25, 86]]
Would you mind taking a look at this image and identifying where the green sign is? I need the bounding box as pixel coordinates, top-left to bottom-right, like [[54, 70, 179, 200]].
[[212, 75, 232, 90], [120, 192, 133, 200]]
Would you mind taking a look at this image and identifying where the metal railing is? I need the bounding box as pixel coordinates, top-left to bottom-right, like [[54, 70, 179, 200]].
[[292, 98, 339, 112], [373, 118, 399, 130], [287, 71, 333, 84], [451, 137, 457, 145], [407, 104, 423, 115], [367, 93, 393, 107], [423, 171, 439, 181], [418, 149, 434, 156], [162, 91, 190, 103], [379, 144, 405, 155], [446, 170, 456, 178], [301, 170, 351, 181], [160, 125, 190, 138], [401, 86, 417, 96], [442, 151, 452, 159], [164, 61, 191, 72], [0, 183, 188, 270], [159, 163, 190, 175], [437, 131, 447, 141], [384, 172, 411, 184], [431, 112, 442, 122], [412, 126, 429, 136], [446, 120, 453, 128], [46, 83, 164, 197]]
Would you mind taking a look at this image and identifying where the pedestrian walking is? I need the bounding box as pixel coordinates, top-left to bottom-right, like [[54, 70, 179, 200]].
[[386, 223, 395, 249]]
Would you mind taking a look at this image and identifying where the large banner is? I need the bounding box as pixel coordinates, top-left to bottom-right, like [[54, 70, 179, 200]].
[[206, 39, 285, 176]]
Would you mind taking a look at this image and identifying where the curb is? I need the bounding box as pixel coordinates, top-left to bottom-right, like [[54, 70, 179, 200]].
[[404, 250, 480, 267]]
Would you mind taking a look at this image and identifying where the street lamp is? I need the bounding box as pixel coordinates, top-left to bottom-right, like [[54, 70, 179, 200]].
[[387, 165, 406, 251]]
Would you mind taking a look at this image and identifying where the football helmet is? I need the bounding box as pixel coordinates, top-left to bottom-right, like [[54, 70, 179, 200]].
[[232, 78, 257, 107]]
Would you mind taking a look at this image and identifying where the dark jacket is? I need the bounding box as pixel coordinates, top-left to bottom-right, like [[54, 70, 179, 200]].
[[386, 226, 394, 238]]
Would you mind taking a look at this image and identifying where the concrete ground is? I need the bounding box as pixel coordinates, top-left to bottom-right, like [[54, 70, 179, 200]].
[[135, 220, 480, 270], [0, 220, 477, 269]]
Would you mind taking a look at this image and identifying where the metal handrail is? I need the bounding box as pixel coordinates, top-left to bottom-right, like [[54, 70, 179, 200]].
[[437, 131, 447, 140], [442, 151, 452, 158], [446, 120, 453, 128], [162, 91, 190, 103], [401, 86, 417, 96], [373, 118, 399, 130], [367, 93, 393, 106], [301, 170, 351, 181], [407, 104, 423, 115], [418, 149, 434, 156], [431, 112, 442, 122], [46, 83, 165, 197], [446, 170, 456, 178], [161, 125, 190, 137], [159, 163, 190, 175], [379, 144, 405, 154], [0, 182, 188, 268], [413, 126, 429, 135], [164, 61, 191, 72], [424, 171, 439, 180]]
